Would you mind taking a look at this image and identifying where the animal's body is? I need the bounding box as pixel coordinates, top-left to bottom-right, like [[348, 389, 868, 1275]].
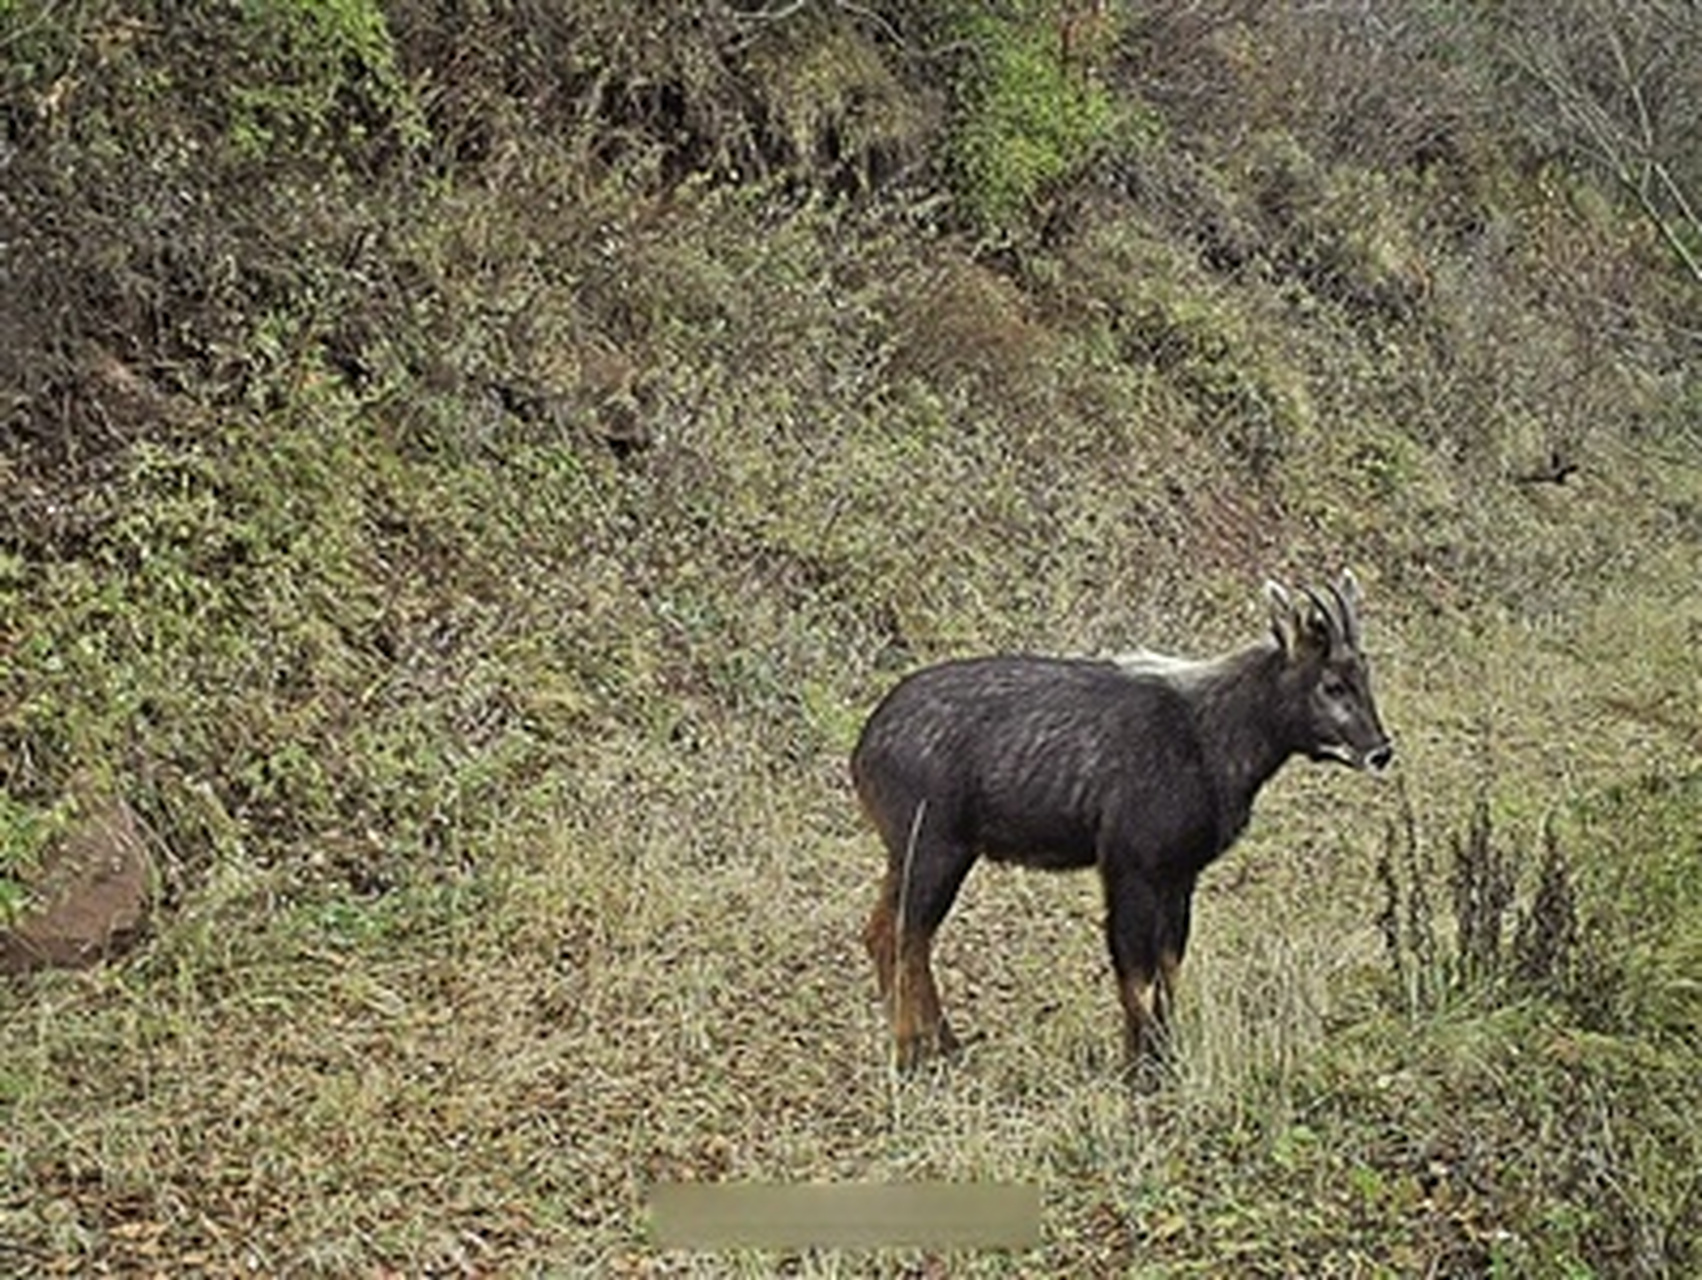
[[851, 573, 1392, 1077]]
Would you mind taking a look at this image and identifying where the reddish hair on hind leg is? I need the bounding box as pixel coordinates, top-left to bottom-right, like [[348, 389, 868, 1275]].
[[863, 870, 898, 999], [866, 872, 958, 1067], [894, 924, 958, 1069]]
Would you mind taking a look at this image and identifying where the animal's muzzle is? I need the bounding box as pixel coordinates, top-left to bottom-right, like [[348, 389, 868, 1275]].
[[1364, 743, 1395, 772]]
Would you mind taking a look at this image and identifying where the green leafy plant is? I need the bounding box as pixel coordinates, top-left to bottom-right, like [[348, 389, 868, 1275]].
[[948, 3, 1123, 234], [0, 792, 78, 920], [221, 0, 424, 164]]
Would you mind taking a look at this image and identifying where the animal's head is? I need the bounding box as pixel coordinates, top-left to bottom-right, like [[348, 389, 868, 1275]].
[[1266, 570, 1394, 772]]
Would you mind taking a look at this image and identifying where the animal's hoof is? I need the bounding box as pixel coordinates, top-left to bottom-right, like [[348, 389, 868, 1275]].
[[1122, 1038, 1176, 1092], [1125, 1056, 1169, 1094], [1122, 1030, 1174, 1093]]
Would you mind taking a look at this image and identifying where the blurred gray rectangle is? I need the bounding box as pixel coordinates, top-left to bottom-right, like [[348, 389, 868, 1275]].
[[649, 1181, 1042, 1250]]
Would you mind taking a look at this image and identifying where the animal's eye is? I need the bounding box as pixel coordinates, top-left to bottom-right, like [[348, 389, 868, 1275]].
[[1321, 674, 1350, 699]]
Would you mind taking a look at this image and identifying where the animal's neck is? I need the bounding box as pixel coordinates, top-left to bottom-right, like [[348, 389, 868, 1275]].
[[1187, 642, 1295, 826]]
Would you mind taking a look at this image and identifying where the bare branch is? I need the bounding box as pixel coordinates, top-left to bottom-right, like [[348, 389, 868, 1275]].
[[1502, 0, 1702, 287]]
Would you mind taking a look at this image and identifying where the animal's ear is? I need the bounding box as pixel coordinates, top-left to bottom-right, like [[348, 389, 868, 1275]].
[[1337, 568, 1362, 610], [1265, 580, 1298, 656]]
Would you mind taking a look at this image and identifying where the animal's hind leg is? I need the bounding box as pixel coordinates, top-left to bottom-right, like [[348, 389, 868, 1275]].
[[862, 869, 900, 1001], [863, 816, 976, 1069]]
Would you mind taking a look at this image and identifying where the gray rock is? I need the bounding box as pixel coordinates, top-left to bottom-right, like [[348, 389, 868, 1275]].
[[1, 800, 151, 974]]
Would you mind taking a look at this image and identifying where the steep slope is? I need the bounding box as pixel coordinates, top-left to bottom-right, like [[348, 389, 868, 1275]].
[[2, 3, 1699, 1272]]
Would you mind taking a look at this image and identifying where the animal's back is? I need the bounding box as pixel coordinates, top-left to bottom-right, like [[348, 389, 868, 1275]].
[[852, 655, 1202, 869], [853, 655, 1132, 774]]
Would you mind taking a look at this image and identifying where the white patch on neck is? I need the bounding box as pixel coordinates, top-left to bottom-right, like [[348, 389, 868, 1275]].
[[1109, 647, 1220, 692]]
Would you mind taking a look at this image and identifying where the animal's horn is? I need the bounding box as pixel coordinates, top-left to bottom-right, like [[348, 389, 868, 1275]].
[[1265, 580, 1298, 655], [1325, 579, 1361, 650], [1299, 584, 1340, 647]]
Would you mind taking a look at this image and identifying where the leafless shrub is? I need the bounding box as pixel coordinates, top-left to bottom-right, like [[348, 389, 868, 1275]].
[[1379, 776, 1583, 1015], [1496, 0, 1702, 287], [1377, 776, 1441, 1012], [1112, 0, 1270, 143], [1513, 822, 1582, 989], [1450, 792, 1518, 986]]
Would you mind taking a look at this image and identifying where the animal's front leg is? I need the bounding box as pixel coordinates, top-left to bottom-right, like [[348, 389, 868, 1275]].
[[1149, 875, 1196, 1043], [1103, 863, 1171, 1087]]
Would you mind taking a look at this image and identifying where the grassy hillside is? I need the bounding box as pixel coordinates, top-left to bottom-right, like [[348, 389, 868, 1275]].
[[3, 1, 1700, 1273]]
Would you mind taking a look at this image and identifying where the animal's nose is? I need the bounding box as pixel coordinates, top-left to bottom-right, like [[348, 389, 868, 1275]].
[[1366, 743, 1394, 772]]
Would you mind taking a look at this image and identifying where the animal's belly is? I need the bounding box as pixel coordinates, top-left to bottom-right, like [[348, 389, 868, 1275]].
[[976, 811, 1099, 871], [981, 840, 1098, 871]]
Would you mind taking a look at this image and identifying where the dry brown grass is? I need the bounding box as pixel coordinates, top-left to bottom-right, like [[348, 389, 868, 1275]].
[[6, 573, 1698, 1273]]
